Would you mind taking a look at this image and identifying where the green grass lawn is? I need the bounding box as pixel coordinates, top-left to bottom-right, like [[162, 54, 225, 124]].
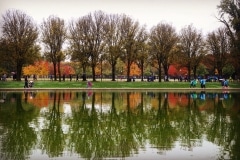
[[0, 79, 240, 89]]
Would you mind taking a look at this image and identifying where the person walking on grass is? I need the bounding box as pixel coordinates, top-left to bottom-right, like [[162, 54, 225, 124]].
[[190, 79, 197, 88], [200, 79, 206, 88], [76, 74, 79, 81], [24, 76, 28, 88], [87, 81, 92, 88], [222, 79, 229, 89]]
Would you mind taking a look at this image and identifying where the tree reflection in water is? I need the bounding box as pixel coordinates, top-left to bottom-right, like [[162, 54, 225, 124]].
[[0, 92, 37, 160], [0, 90, 239, 160]]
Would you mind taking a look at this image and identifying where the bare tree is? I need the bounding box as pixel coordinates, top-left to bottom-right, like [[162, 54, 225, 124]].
[[69, 11, 106, 82], [217, 0, 240, 78], [0, 9, 39, 81], [133, 26, 148, 81], [120, 15, 146, 81], [104, 14, 124, 81], [206, 27, 231, 77], [178, 24, 204, 81], [68, 17, 91, 81], [41, 15, 67, 81], [135, 42, 149, 81], [149, 22, 178, 82], [88, 11, 107, 81]]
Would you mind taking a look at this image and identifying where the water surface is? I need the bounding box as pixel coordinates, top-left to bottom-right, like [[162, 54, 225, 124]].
[[0, 90, 239, 160]]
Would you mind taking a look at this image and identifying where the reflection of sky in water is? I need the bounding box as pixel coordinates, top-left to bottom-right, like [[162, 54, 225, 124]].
[[86, 103, 111, 113], [126, 141, 221, 160], [29, 140, 221, 160], [63, 103, 72, 115], [29, 149, 80, 160], [62, 102, 112, 113]]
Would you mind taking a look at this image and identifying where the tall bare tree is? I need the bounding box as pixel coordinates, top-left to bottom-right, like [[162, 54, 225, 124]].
[[135, 42, 149, 81], [88, 11, 107, 81], [104, 14, 124, 81], [68, 17, 91, 81], [69, 11, 106, 82], [132, 26, 148, 81], [120, 15, 146, 81], [0, 9, 39, 81], [206, 27, 231, 77], [41, 15, 67, 81], [217, 0, 240, 78], [149, 22, 178, 82], [178, 25, 204, 81]]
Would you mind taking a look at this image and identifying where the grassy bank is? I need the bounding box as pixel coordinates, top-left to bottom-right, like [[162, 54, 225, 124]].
[[0, 79, 240, 89]]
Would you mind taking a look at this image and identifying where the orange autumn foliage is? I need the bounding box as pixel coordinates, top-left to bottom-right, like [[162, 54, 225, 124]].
[[129, 92, 141, 109], [24, 91, 50, 108], [23, 60, 49, 76], [23, 61, 76, 77], [130, 62, 141, 76], [24, 91, 77, 108]]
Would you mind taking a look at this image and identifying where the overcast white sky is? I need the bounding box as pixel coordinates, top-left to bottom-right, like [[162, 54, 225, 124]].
[[0, 0, 223, 35]]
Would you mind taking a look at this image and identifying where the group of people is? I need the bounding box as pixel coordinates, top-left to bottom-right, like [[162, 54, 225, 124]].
[[190, 79, 206, 88], [190, 78, 229, 89]]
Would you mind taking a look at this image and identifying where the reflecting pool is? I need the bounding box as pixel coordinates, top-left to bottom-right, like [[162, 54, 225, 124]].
[[0, 90, 240, 160]]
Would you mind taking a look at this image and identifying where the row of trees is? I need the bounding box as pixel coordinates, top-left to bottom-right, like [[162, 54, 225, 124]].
[[0, 0, 240, 82]]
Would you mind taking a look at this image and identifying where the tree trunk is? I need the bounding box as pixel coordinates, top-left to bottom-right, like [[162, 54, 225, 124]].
[[163, 64, 169, 81], [127, 60, 131, 82], [82, 66, 87, 81], [158, 64, 162, 82], [53, 62, 57, 81], [193, 66, 197, 79], [16, 63, 22, 81], [111, 64, 116, 81], [187, 64, 191, 82], [57, 62, 61, 82], [92, 65, 96, 81], [141, 65, 144, 81]]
